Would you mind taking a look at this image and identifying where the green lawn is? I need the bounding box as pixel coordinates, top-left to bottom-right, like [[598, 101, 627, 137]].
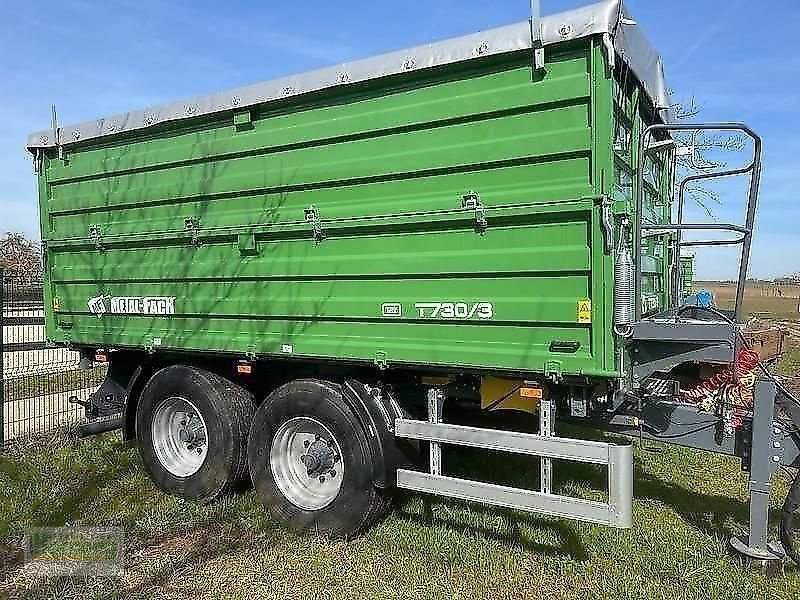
[[1, 429, 799, 600]]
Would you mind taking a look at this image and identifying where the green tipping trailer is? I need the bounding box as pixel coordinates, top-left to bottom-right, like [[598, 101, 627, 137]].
[[27, 0, 800, 563]]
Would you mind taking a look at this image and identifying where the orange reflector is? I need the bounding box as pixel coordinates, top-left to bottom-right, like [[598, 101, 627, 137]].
[[237, 362, 253, 374], [519, 386, 543, 399]]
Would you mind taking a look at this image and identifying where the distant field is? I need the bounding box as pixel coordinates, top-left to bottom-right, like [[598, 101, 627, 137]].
[[695, 282, 800, 320]]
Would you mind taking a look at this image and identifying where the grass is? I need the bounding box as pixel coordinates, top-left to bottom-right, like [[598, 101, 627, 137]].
[[1, 429, 799, 600], [777, 344, 800, 377]]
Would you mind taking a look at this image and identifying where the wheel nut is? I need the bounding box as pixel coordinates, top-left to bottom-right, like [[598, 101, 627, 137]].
[[330, 470, 336, 478], [304, 440, 310, 448], [300, 455, 307, 463], [319, 476, 326, 483]]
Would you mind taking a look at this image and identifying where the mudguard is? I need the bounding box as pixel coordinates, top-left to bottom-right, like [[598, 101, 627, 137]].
[[341, 379, 419, 489]]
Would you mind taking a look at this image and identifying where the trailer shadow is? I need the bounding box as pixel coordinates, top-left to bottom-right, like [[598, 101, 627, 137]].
[[550, 423, 772, 542], [393, 492, 589, 561]]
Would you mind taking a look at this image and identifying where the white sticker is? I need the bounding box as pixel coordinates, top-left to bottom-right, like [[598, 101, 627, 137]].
[[281, 344, 294, 354], [152, 337, 162, 347], [381, 303, 402, 317], [87, 295, 176, 316]]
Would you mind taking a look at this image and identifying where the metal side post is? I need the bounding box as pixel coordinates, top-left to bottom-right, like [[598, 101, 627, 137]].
[[0, 268, 4, 449], [730, 378, 784, 562], [427, 387, 446, 476], [530, 0, 545, 71], [540, 396, 553, 494]]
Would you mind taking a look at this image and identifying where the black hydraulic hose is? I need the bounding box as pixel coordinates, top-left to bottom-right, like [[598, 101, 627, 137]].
[[781, 469, 800, 565]]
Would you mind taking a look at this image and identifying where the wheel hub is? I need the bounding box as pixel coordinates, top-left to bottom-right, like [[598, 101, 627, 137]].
[[269, 417, 345, 510], [301, 437, 338, 478], [178, 413, 207, 451], [151, 397, 209, 477]]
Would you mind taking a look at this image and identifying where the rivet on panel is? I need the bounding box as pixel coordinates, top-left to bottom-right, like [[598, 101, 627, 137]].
[[402, 57, 416, 70]]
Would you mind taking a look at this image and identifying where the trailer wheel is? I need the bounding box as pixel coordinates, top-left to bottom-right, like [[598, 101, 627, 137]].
[[781, 469, 800, 566], [136, 365, 255, 503], [247, 379, 391, 538]]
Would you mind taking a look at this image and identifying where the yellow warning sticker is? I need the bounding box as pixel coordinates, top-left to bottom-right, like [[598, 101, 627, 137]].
[[577, 299, 592, 323], [52, 297, 61, 311]]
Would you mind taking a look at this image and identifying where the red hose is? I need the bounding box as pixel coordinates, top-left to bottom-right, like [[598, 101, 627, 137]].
[[679, 348, 760, 404]]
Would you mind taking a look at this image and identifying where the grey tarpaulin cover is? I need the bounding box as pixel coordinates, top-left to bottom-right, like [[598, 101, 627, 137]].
[[27, 0, 667, 150]]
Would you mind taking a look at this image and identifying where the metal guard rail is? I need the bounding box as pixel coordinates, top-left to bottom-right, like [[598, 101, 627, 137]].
[[634, 123, 762, 322]]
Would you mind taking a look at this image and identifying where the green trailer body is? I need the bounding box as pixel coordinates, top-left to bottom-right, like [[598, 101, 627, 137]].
[[28, 22, 671, 381]]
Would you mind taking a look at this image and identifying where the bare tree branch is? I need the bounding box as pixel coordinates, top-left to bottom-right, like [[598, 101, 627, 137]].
[[0, 232, 42, 280]]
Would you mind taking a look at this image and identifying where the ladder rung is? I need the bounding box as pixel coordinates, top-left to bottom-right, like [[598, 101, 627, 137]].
[[396, 470, 630, 528], [395, 419, 611, 464]]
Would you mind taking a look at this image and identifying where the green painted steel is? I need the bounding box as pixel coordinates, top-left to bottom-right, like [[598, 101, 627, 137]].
[[680, 255, 695, 297], [34, 38, 667, 378]]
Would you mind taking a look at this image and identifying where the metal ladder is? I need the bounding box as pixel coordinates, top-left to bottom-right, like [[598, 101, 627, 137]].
[[395, 387, 633, 528], [634, 123, 762, 321]]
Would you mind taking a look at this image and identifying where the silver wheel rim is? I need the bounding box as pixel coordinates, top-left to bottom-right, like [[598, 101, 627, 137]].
[[269, 417, 344, 510], [151, 396, 209, 477]]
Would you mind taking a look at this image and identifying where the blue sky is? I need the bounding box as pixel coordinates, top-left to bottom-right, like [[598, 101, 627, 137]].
[[1, 0, 798, 279]]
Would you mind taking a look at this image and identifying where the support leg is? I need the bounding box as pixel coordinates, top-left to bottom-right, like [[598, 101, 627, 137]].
[[730, 378, 785, 563]]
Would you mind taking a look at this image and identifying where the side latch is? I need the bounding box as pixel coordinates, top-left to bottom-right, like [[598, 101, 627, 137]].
[[88, 225, 104, 251], [597, 196, 613, 254], [304, 206, 326, 245], [461, 191, 488, 234], [184, 217, 202, 247]]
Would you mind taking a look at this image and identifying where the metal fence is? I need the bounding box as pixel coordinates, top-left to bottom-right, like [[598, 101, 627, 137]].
[[1, 270, 105, 446]]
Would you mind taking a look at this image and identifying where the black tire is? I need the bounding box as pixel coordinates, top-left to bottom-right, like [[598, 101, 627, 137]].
[[781, 469, 800, 566], [247, 378, 391, 539], [136, 365, 255, 503]]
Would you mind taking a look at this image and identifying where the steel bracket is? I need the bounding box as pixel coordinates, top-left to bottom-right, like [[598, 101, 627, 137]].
[[530, 0, 546, 72], [304, 206, 326, 245], [88, 225, 104, 251], [544, 359, 563, 384], [461, 191, 488, 234], [184, 217, 202, 247]]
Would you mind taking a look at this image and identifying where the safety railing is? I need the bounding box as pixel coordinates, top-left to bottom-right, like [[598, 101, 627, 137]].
[[634, 123, 762, 322]]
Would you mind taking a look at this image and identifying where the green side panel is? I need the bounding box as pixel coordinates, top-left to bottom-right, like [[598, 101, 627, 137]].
[[680, 256, 694, 296], [612, 68, 673, 316], [39, 40, 619, 377]]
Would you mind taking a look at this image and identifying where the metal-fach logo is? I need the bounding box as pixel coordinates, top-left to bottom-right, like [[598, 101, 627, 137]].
[[88, 295, 176, 317]]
